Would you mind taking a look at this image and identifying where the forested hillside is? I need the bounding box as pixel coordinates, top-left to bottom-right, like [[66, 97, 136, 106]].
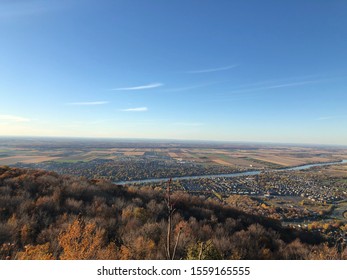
[[0, 166, 345, 260]]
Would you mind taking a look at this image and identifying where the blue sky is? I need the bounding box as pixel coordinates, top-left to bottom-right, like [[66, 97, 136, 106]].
[[0, 0, 346, 145]]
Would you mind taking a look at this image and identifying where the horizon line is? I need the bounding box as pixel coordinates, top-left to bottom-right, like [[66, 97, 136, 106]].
[[0, 134, 345, 148]]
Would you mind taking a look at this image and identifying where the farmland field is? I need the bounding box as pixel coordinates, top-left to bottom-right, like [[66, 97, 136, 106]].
[[1, 138, 346, 170], [1, 137, 347, 239]]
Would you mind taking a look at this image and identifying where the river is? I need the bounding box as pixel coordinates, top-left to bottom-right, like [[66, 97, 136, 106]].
[[115, 159, 347, 185]]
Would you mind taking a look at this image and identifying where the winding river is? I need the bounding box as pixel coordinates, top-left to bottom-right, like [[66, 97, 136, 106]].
[[115, 159, 347, 185]]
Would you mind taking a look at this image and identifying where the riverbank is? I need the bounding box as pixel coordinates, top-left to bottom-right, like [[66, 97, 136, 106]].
[[115, 159, 347, 185]]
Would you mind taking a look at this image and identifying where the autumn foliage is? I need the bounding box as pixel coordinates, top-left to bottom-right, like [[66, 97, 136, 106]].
[[0, 166, 346, 260]]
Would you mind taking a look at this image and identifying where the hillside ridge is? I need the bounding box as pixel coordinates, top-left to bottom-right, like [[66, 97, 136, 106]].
[[0, 166, 343, 260]]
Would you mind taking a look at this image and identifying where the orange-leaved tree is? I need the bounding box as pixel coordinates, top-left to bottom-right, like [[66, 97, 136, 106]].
[[58, 217, 117, 260]]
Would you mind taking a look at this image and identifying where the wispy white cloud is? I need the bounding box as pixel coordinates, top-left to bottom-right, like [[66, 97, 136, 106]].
[[226, 74, 325, 92], [265, 80, 320, 89], [316, 116, 335, 121], [121, 107, 148, 112], [0, 114, 30, 122], [316, 115, 346, 121], [229, 79, 323, 95], [112, 83, 163, 91], [209, 75, 332, 103], [186, 65, 237, 74], [66, 101, 109, 106]]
